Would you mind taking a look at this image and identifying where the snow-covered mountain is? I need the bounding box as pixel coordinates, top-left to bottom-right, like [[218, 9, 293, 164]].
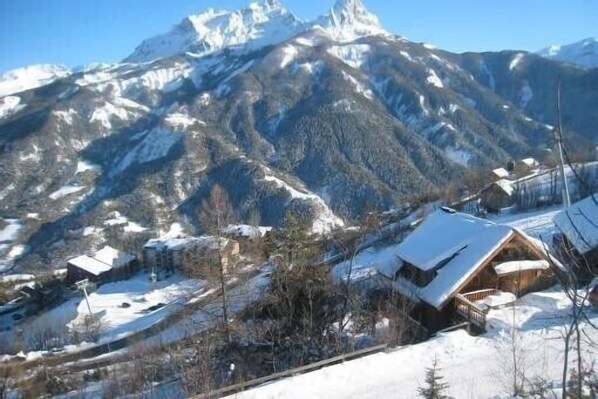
[[313, 0, 389, 42], [0, 64, 71, 97], [1, 0, 597, 272], [125, 0, 304, 63], [537, 37, 598, 68], [124, 0, 390, 63]]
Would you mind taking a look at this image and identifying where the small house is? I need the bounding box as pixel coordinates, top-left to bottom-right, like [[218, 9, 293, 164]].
[[66, 246, 136, 285], [479, 179, 514, 212], [553, 194, 598, 277], [391, 208, 562, 333], [489, 167, 510, 181], [509, 157, 540, 175]]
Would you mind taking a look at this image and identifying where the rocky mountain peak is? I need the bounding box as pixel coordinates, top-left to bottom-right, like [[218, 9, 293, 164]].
[[314, 0, 387, 42], [124, 0, 391, 63], [124, 0, 303, 63], [332, 0, 380, 26]]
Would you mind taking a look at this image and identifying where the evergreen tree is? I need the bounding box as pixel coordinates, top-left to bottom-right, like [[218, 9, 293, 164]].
[[418, 358, 450, 399]]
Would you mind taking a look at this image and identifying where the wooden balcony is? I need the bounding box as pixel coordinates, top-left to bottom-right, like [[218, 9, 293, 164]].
[[461, 288, 499, 303], [453, 290, 497, 329]]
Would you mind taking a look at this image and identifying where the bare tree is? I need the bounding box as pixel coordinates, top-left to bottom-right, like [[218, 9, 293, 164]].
[[198, 184, 236, 344]]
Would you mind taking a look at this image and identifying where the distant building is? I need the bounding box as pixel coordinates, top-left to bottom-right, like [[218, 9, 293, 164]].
[[553, 194, 598, 277], [390, 208, 562, 333], [508, 157, 540, 175], [489, 167, 510, 181], [66, 246, 136, 285], [479, 179, 514, 212], [143, 236, 240, 276]]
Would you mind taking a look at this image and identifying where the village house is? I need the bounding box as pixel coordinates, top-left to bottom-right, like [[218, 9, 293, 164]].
[[222, 224, 272, 252], [508, 157, 540, 176], [143, 235, 240, 277], [479, 179, 514, 212], [66, 245, 136, 285], [488, 167, 510, 182], [390, 208, 562, 333], [553, 194, 598, 278]]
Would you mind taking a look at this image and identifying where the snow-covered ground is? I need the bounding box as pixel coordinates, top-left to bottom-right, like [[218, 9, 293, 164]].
[[67, 274, 203, 342], [0, 273, 203, 355], [0, 219, 22, 242], [0, 96, 26, 120], [490, 206, 561, 245], [49, 185, 86, 200], [230, 289, 598, 399]]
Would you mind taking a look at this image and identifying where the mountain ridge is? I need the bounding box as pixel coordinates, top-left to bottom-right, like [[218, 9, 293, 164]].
[[537, 37, 598, 68]]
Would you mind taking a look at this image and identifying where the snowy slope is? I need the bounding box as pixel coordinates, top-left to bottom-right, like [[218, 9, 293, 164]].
[[230, 289, 598, 399], [0, 64, 71, 97], [125, 0, 304, 63], [537, 37, 598, 68]]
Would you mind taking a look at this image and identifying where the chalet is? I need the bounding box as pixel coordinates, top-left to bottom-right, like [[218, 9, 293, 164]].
[[391, 208, 562, 333], [553, 194, 598, 277], [479, 179, 514, 212], [143, 235, 240, 276], [66, 246, 136, 285]]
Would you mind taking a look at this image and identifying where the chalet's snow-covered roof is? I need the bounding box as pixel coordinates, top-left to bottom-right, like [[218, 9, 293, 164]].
[[396, 209, 514, 309], [94, 246, 134, 269], [68, 255, 112, 276], [492, 167, 510, 179], [554, 194, 598, 254], [396, 209, 513, 272], [493, 260, 549, 275]]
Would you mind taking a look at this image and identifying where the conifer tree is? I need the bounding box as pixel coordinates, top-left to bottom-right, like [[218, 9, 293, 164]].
[[418, 358, 450, 399]]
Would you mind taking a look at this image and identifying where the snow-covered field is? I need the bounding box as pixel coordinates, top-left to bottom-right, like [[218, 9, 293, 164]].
[[230, 289, 598, 399], [0, 273, 203, 355], [490, 206, 561, 244]]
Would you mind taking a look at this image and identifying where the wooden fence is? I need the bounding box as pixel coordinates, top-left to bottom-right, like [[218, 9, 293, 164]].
[[192, 344, 388, 398]]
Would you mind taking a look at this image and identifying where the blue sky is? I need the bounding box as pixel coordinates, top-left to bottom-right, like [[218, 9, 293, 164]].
[[0, 0, 596, 73]]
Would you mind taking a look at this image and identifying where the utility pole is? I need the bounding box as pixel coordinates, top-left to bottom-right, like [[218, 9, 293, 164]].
[[555, 76, 571, 208], [76, 279, 94, 319]]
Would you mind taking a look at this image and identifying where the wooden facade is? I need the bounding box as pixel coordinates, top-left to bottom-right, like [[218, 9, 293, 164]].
[[397, 232, 559, 334]]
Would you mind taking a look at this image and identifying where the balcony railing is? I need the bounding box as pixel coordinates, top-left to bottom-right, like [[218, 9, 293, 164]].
[[454, 293, 489, 329], [461, 288, 499, 303]]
